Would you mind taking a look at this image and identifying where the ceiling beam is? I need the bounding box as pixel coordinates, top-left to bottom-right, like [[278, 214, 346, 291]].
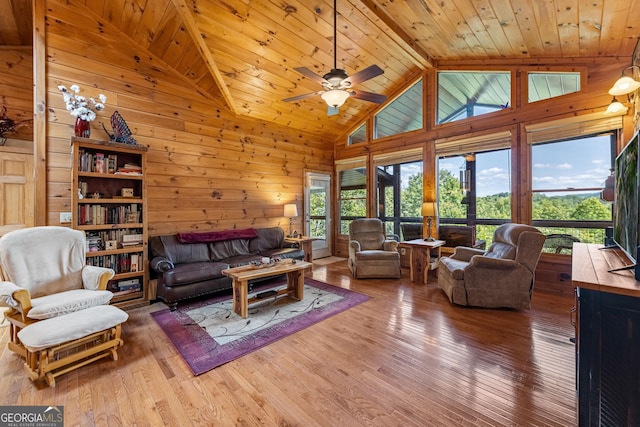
[[170, 0, 238, 115], [358, 0, 434, 69]]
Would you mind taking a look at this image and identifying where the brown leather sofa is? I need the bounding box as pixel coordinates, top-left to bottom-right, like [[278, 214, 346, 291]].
[[149, 227, 304, 310]]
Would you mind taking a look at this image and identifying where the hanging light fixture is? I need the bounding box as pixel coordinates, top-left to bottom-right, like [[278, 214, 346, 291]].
[[604, 96, 628, 115], [321, 89, 350, 108], [608, 65, 640, 96]]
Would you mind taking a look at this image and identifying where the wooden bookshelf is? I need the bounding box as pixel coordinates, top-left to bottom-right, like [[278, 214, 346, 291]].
[[71, 137, 149, 309]]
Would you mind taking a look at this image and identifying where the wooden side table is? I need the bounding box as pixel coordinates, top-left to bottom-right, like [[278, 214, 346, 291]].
[[284, 236, 317, 275], [397, 239, 445, 284]]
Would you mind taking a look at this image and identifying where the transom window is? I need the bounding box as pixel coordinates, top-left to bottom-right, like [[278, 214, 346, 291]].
[[374, 79, 423, 139], [528, 72, 581, 103], [348, 123, 367, 145], [437, 71, 511, 124]]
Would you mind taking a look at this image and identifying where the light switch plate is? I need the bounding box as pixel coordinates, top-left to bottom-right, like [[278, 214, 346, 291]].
[[60, 212, 72, 223]]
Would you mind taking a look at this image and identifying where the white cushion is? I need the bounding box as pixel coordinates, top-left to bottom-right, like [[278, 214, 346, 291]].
[[27, 289, 113, 320], [18, 305, 128, 351]]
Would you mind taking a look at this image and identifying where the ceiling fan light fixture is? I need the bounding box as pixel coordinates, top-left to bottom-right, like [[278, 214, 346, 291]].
[[321, 89, 350, 108]]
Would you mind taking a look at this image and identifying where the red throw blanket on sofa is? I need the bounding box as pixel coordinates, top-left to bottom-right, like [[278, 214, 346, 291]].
[[176, 228, 258, 244]]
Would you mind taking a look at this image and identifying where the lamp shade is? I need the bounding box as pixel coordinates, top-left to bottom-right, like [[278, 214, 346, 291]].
[[421, 202, 437, 217], [608, 75, 640, 96], [321, 89, 350, 108], [604, 97, 628, 115], [284, 203, 298, 218]]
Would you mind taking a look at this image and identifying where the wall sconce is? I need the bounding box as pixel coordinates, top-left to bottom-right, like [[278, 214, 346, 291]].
[[421, 202, 437, 242], [604, 96, 629, 115], [284, 203, 298, 237], [608, 65, 640, 96]]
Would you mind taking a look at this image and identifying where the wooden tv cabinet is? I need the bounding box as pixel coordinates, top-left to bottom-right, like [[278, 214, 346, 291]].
[[571, 243, 640, 426]]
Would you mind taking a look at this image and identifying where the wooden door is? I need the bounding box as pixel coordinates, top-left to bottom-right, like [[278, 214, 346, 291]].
[[0, 147, 34, 236]]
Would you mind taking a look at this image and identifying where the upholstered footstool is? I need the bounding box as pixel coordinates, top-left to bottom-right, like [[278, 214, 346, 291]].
[[17, 305, 128, 387]]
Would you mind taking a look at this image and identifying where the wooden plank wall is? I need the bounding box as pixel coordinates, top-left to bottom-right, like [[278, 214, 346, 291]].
[[44, 0, 333, 234], [0, 48, 33, 141]]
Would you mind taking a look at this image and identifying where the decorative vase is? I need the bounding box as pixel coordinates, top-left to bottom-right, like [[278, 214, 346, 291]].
[[74, 117, 91, 138]]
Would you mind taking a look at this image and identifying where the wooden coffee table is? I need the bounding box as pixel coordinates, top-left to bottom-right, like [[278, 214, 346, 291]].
[[222, 259, 312, 318]]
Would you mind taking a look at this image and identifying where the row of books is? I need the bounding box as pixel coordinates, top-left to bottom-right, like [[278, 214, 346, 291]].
[[86, 252, 142, 273], [108, 278, 142, 295], [78, 150, 118, 174], [78, 204, 141, 225], [77, 150, 143, 176], [86, 229, 142, 246]]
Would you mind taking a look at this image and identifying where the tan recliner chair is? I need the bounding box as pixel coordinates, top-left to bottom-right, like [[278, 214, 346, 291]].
[[0, 226, 128, 386], [349, 218, 401, 279], [438, 223, 546, 309]]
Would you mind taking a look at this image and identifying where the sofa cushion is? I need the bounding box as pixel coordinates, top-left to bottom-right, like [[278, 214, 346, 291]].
[[225, 255, 264, 268], [209, 239, 252, 261], [150, 235, 210, 264], [260, 248, 305, 259], [249, 227, 285, 254], [162, 262, 229, 287]]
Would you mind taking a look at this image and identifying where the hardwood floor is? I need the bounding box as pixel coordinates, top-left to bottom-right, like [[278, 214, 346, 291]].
[[0, 260, 577, 426]]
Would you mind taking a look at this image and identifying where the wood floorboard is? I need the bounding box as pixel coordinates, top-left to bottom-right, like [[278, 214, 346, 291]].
[[0, 260, 577, 426]]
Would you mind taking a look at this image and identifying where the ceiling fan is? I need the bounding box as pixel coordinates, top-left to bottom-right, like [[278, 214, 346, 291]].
[[282, 0, 387, 116]]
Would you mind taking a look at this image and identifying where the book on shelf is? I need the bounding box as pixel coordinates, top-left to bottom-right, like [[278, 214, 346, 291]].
[[130, 254, 139, 272], [116, 163, 143, 176], [95, 153, 106, 174], [107, 154, 117, 173]]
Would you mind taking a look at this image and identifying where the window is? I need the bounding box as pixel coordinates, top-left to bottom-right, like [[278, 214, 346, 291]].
[[436, 131, 513, 246], [531, 134, 614, 250], [526, 113, 622, 251], [348, 123, 367, 145], [374, 150, 423, 237], [528, 72, 581, 103], [374, 79, 423, 139], [337, 158, 367, 235], [437, 71, 511, 124]]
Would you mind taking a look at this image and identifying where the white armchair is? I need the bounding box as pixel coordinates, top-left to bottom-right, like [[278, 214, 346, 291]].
[[0, 226, 114, 326]]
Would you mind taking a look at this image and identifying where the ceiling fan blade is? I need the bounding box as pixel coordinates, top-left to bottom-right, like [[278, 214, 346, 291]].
[[282, 91, 324, 103], [344, 64, 384, 86], [293, 67, 328, 85], [327, 106, 339, 116], [350, 89, 387, 104]]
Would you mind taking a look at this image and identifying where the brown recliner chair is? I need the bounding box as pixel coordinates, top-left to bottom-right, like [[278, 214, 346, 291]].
[[349, 218, 402, 279], [438, 223, 546, 309]]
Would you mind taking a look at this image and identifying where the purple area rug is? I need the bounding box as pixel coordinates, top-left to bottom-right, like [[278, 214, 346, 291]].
[[151, 278, 369, 375]]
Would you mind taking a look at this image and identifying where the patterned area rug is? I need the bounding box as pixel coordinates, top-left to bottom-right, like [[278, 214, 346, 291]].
[[151, 278, 369, 375]]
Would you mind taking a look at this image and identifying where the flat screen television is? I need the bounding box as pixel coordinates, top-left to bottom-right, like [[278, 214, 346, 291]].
[[611, 131, 640, 280]]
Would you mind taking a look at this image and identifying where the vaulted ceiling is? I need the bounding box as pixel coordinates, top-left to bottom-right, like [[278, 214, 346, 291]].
[[2, 0, 640, 138]]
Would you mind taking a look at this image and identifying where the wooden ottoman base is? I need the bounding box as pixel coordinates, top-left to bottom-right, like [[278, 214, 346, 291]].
[[16, 305, 128, 387]]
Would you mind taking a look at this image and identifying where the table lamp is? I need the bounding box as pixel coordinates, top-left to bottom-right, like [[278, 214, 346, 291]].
[[421, 202, 437, 241], [284, 203, 298, 237]]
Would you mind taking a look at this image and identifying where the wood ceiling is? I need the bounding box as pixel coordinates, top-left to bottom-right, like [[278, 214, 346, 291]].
[[3, 0, 640, 138]]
